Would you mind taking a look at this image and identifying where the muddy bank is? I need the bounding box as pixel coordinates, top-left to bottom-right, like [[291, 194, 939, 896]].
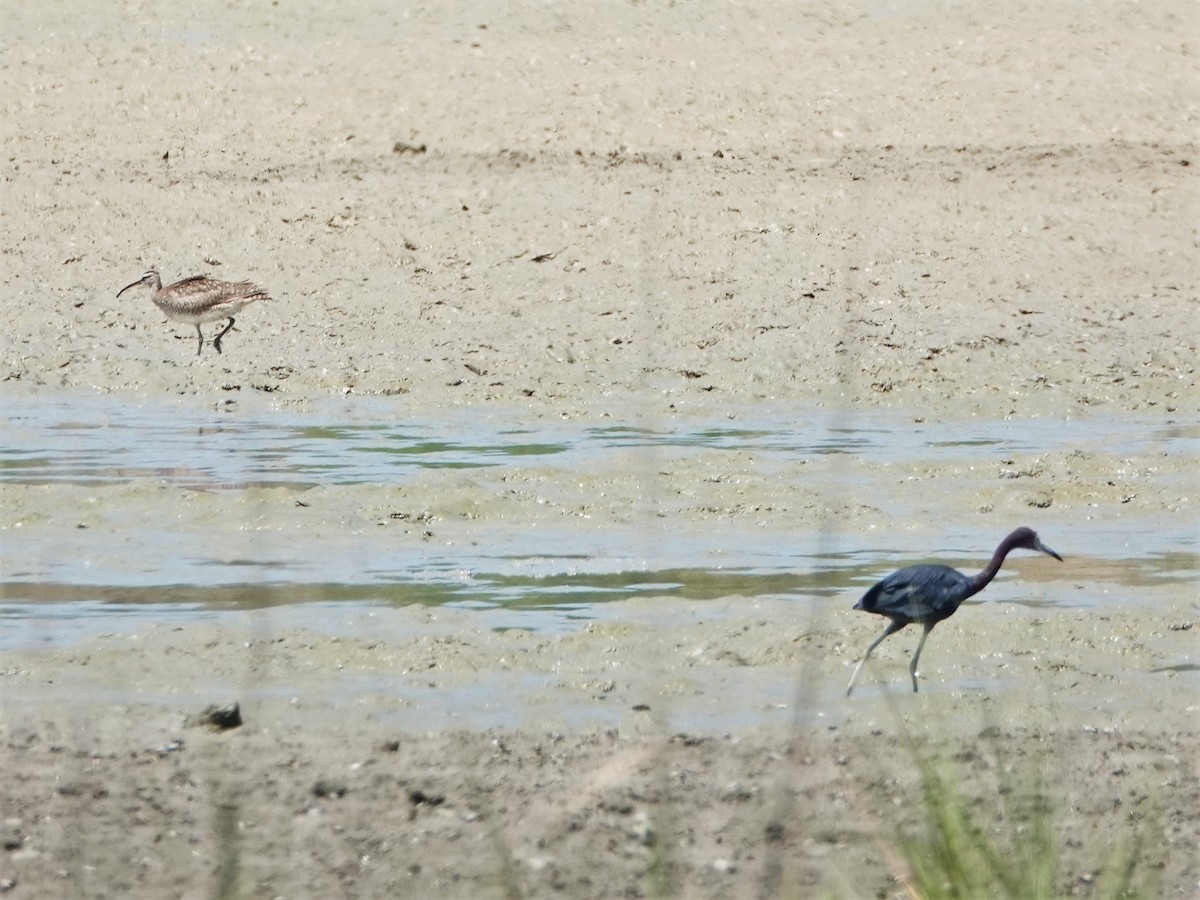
[[1, 598, 1196, 897]]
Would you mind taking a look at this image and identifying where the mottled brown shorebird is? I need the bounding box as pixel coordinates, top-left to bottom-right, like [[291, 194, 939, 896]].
[[117, 266, 270, 355]]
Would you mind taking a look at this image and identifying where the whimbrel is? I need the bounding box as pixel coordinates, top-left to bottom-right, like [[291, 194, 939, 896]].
[[117, 266, 270, 355]]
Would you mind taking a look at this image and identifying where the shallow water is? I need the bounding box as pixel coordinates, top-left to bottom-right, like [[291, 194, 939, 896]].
[[5, 395, 1196, 490], [1, 394, 1196, 647]]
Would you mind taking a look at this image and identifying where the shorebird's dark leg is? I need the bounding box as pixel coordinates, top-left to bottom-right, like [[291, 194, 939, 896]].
[[213, 317, 235, 354], [195, 325, 205, 355]]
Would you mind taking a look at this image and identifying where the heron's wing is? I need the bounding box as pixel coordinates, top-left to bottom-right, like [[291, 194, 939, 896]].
[[856, 565, 970, 622]]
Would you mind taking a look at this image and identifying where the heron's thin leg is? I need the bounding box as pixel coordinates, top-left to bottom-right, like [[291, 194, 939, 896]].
[[846, 620, 904, 697], [195, 325, 205, 355], [908, 622, 934, 693], [213, 317, 235, 354]]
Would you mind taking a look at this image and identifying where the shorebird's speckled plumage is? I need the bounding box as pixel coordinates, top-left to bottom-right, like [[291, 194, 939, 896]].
[[117, 266, 270, 355]]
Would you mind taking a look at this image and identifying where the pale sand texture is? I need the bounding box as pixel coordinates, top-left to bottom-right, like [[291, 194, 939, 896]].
[[3, 1, 1195, 416], [1, 1, 1197, 897]]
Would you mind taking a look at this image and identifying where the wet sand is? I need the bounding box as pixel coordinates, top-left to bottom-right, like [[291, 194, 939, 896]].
[[1, 596, 1196, 898], [2, 0, 1198, 896]]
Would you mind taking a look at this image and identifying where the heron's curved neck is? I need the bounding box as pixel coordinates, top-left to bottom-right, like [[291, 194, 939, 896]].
[[966, 539, 1018, 597]]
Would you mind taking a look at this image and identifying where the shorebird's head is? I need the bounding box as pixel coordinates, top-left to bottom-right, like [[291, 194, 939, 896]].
[[116, 267, 162, 298]]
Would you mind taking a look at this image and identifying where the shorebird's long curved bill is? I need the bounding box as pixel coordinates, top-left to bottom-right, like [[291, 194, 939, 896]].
[[116, 273, 151, 298]]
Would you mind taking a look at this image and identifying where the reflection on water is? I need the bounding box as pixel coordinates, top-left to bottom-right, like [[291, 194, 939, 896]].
[[1, 394, 1195, 640], [0, 541, 1188, 651], [5, 395, 1196, 491]]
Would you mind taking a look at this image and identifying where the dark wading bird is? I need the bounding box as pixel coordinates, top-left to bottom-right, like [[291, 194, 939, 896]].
[[846, 526, 1062, 696], [117, 266, 270, 355]]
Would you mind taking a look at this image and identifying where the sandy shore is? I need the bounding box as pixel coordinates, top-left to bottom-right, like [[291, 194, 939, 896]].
[[1, 0, 1197, 896]]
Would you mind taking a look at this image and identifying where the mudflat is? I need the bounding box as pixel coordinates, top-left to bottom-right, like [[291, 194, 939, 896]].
[[1, 1, 1196, 897]]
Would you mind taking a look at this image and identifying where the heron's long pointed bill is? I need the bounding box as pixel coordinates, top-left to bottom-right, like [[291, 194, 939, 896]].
[[1036, 538, 1063, 561]]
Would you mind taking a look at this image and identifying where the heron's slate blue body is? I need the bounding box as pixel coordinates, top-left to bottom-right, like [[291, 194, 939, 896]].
[[846, 527, 1062, 696], [855, 564, 975, 625]]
